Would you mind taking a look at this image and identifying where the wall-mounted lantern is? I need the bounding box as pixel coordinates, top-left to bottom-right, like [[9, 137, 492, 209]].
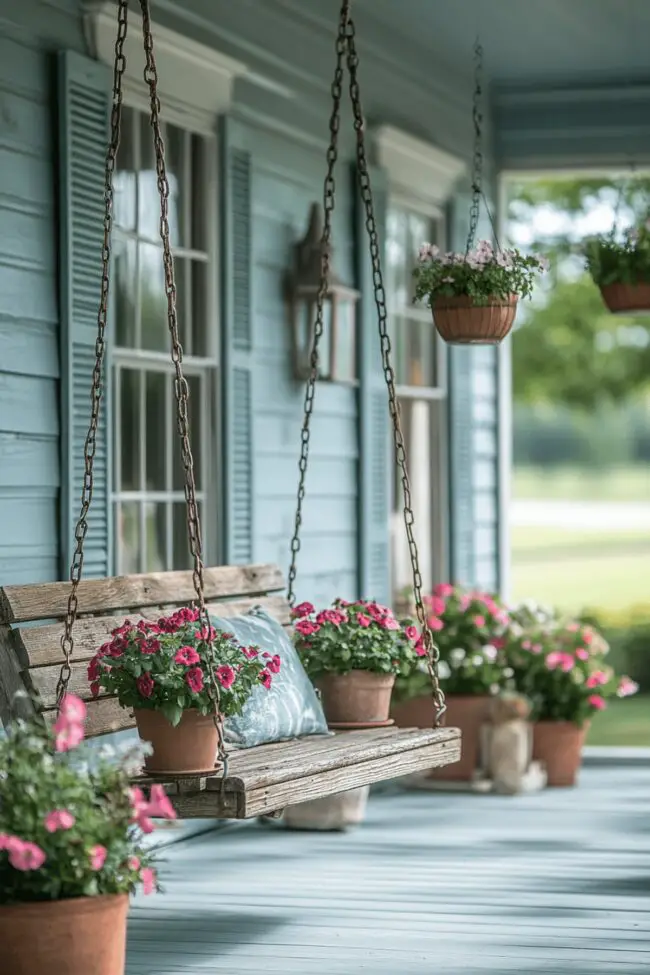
[[285, 202, 360, 383]]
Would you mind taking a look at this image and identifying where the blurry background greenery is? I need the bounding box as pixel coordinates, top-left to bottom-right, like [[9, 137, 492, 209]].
[[507, 175, 650, 746]]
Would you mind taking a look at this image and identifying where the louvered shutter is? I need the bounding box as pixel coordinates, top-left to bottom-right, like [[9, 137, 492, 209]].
[[58, 52, 112, 579]]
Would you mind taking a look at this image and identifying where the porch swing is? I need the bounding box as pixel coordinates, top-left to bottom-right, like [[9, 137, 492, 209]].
[[0, 0, 460, 818]]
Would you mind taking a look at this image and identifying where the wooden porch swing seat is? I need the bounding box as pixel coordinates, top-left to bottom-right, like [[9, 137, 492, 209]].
[[0, 565, 460, 819]]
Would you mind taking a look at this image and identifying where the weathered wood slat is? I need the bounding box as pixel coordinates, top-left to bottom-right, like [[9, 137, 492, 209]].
[[11, 594, 291, 669], [0, 563, 284, 623], [43, 695, 135, 736]]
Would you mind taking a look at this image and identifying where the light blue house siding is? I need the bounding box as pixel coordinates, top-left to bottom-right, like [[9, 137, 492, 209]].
[[0, 0, 504, 602]]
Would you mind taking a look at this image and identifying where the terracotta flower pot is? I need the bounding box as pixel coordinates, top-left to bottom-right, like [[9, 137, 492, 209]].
[[135, 707, 220, 774], [316, 671, 395, 726], [432, 295, 518, 345], [0, 893, 128, 975], [599, 282, 650, 314], [532, 720, 589, 787], [392, 693, 490, 781], [283, 786, 370, 831]]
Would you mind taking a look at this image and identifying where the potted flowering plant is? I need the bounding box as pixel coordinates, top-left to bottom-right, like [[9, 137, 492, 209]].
[[413, 239, 547, 345], [506, 620, 639, 786], [392, 584, 511, 781], [0, 693, 176, 975], [90, 607, 279, 774], [584, 222, 650, 313], [292, 599, 421, 727]]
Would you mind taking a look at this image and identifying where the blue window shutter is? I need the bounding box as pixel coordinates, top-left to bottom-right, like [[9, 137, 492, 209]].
[[219, 118, 254, 565], [58, 52, 112, 580], [355, 166, 390, 605]]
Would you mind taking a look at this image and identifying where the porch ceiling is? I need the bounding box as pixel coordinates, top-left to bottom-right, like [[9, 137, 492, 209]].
[[357, 0, 649, 89]]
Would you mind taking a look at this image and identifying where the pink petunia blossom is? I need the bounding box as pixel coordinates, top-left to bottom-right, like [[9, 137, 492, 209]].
[[128, 856, 141, 870], [89, 845, 107, 871], [433, 584, 454, 598], [316, 610, 347, 627], [586, 671, 608, 689], [141, 866, 157, 895], [195, 625, 217, 642], [414, 639, 428, 658], [427, 616, 444, 632], [87, 657, 101, 682], [357, 614, 372, 628], [44, 809, 76, 833], [147, 784, 177, 820], [575, 648, 589, 661], [522, 640, 532, 651], [140, 638, 161, 655], [546, 651, 574, 672], [473, 615, 486, 628], [566, 623, 579, 632], [54, 721, 85, 753], [59, 694, 87, 725], [174, 646, 201, 666], [428, 596, 446, 617], [185, 667, 205, 694], [241, 646, 259, 659], [588, 694, 607, 711], [295, 620, 320, 637], [265, 654, 282, 675], [617, 676, 639, 698], [8, 840, 46, 871], [129, 787, 154, 834], [136, 672, 155, 699], [291, 602, 315, 619], [381, 617, 401, 631], [404, 625, 419, 642], [582, 629, 594, 645], [259, 669, 272, 690], [216, 665, 236, 690]]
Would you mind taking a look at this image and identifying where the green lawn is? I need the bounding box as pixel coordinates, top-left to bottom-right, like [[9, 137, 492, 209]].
[[587, 695, 650, 747], [513, 465, 650, 502]]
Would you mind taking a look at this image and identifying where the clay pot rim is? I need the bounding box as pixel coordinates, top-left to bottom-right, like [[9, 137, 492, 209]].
[[535, 719, 589, 729], [0, 893, 128, 918]]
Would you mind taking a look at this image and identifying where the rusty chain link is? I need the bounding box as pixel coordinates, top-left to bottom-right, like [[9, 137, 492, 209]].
[[465, 39, 484, 257], [138, 0, 227, 771], [287, 0, 445, 725], [286, 13, 347, 607], [56, 0, 129, 709]]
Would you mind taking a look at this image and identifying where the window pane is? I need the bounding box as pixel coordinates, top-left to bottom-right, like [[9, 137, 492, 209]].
[[145, 371, 167, 491], [173, 257, 190, 355], [172, 375, 203, 491], [114, 238, 137, 348], [191, 260, 208, 357], [138, 114, 158, 242], [118, 369, 141, 491], [334, 299, 355, 382], [172, 502, 197, 570], [191, 133, 207, 252], [144, 502, 167, 571], [139, 243, 168, 351], [395, 316, 437, 387], [117, 502, 141, 575], [391, 398, 435, 593], [167, 124, 188, 248], [115, 106, 136, 232]]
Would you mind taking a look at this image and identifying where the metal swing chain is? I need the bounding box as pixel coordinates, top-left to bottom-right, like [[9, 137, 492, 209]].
[[344, 10, 445, 725], [286, 15, 347, 607], [56, 0, 129, 708], [465, 39, 502, 258], [139, 0, 227, 772]]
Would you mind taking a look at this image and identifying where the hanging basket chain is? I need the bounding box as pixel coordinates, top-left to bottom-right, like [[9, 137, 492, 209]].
[[56, 0, 129, 709], [286, 17, 347, 608], [138, 0, 227, 772], [344, 9, 445, 726], [465, 40, 502, 257]]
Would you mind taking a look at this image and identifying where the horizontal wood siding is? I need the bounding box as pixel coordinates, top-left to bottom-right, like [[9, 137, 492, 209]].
[[247, 126, 359, 605], [0, 2, 85, 587]]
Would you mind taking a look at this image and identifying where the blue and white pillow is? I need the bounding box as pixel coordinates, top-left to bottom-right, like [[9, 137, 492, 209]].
[[209, 607, 330, 748]]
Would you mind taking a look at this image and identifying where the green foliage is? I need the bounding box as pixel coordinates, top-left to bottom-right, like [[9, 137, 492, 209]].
[[0, 704, 166, 905], [292, 600, 420, 679], [393, 585, 512, 699], [580, 605, 650, 692], [585, 224, 650, 287], [91, 608, 273, 725], [413, 240, 546, 304]]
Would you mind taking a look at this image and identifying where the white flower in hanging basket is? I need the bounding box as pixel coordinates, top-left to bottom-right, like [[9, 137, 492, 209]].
[[584, 222, 650, 314], [413, 239, 548, 346]]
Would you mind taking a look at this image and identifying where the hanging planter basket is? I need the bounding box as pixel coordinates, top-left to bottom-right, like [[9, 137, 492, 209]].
[[599, 282, 650, 314], [431, 294, 518, 345]]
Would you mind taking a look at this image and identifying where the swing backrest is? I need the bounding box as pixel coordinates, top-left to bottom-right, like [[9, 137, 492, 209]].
[[0, 564, 288, 736]]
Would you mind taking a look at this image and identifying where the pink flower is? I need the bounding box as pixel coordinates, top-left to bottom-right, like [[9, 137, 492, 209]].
[[295, 620, 320, 637], [586, 671, 608, 689], [8, 841, 46, 871], [264, 654, 282, 675], [531, 643, 543, 654], [174, 646, 200, 666], [414, 638, 428, 658], [89, 845, 107, 871], [130, 787, 154, 834], [54, 720, 85, 753], [588, 694, 607, 711], [136, 672, 155, 698], [428, 596, 446, 616], [473, 615, 486, 628], [259, 669, 272, 690], [291, 602, 315, 619], [147, 784, 177, 820], [428, 616, 444, 632], [434, 584, 454, 598], [357, 613, 372, 628], [522, 640, 532, 651], [546, 651, 574, 672], [316, 610, 346, 627], [195, 625, 217, 642], [44, 809, 76, 833], [575, 648, 589, 661], [618, 676, 639, 698], [241, 646, 259, 659], [404, 625, 419, 642], [87, 656, 101, 682], [216, 665, 236, 690], [459, 595, 471, 612], [140, 638, 161, 655], [186, 667, 204, 693], [380, 617, 400, 631], [59, 694, 87, 725], [141, 866, 157, 895], [582, 629, 594, 645], [566, 623, 579, 632]]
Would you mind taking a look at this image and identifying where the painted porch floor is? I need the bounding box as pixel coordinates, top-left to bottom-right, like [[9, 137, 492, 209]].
[[126, 764, 650, 974]]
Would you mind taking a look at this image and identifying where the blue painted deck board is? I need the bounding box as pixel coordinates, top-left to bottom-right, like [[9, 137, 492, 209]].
[[126, 764, 650, 974]]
